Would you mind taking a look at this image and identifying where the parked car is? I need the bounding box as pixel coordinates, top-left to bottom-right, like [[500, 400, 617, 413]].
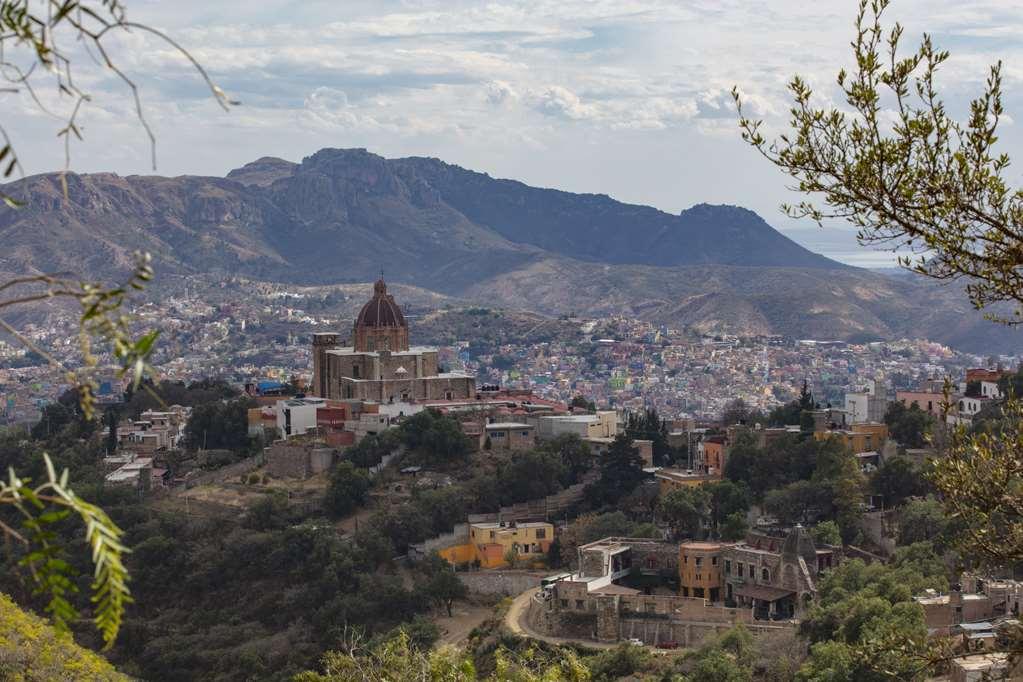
[[656, 641, 679, 650], [626, 638, 644, 646]]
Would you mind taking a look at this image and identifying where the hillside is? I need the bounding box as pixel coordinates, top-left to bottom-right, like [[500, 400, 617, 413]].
[[0, 147, 1018, 352]]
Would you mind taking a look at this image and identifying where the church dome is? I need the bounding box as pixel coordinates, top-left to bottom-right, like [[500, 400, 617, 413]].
[[356, 278, 407, 329]]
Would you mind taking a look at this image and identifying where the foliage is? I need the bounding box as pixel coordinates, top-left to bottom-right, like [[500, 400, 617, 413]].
[[585, 434, 646, 508], [0, 592, 129, 681], [768, 400, 803, 428], [570, 395, 596, 412], [884, 402, 935, 449], [0, 454, 130, 649], [659, 486, 710, 539], [346, 430, 400, 469], [324, 463, 372, 518], [798, 545, 947, 680], [932, 398, 1023, 566], [400, 410, 473, 465], [720, 398, 765, 428], [295, 630, 592, 682], [416, 555, 468, 617], [183, 398, 257, 454], [583, 643, 652, 681], [897, 497, 951, 549], [624, 408, 672, 465], [811, 520, 843, 547], [720, 512, 748, 541], [870, 455, 929, 507], [735, 0, 1023, 322]]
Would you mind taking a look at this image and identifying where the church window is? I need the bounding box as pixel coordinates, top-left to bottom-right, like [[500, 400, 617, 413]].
[[352, 365, 360, 379], [367, 337, 375, 351]]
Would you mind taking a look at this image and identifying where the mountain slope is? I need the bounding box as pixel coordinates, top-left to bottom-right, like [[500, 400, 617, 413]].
[[0, 147, 1017, 353]]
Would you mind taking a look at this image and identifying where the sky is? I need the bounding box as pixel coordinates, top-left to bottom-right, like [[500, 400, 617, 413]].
[[10, 0, 1023, 267]]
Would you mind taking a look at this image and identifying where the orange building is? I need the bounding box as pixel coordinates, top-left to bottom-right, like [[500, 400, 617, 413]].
[[679, 542, 729, 601]]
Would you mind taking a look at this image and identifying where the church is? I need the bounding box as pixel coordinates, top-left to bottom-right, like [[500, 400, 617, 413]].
[[311, 279, 476, 403]]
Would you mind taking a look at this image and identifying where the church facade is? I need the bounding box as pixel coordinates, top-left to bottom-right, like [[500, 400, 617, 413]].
[[311, 279, 476, 403]]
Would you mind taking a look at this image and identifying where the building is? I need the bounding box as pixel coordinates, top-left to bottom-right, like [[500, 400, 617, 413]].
[[440, 520, 554, 568], [656, 468, 722, 493], [844, 378, 888, 424], [812, 422, 888, 453], [679, 542, 730, 601], [485, 422, 536, 451], [529, 536, 784, 647], [534, 411, 618, 441], [896, 390, 948, 419], [311, 279, 476, 403], [721, 526, 836, 620]]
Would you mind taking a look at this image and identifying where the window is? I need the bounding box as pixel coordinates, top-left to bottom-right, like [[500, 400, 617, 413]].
[[536, 528, 546, 539], [724, 560, 731, 576], [560, 599, 568, 608], [683, 555, 688, 564], [762, 567, 770, 582], [644, 603, 656, 613], [492, 431, 506, 438], [712, 556, 718, 565], [695, 557, 703, 567], [696, 574, 702, 581], [736, 562, 743, 577], [352, 365, 360, 379], [575, 600, 584, 610], [490, 531, 495, 540], [521, 431, 530, 437]]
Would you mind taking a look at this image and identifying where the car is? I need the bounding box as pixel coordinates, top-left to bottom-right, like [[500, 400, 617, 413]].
[[626, 638, 644, 646], [656, 641, 679, 650]]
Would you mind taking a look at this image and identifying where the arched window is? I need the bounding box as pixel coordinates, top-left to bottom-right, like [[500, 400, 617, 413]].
[[646, 556, 658, 569], [761, 567, 770, 582]]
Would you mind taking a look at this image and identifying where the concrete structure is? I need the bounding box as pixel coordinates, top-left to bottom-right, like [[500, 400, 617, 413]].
[[951, 653, 1011, 682], [104, 454, 153, 492], [844, 379, 888, 424], [528, 536, 794, 647], [311, 279, 475, 403], [534, 411, 617, 441], [274, 397, 326, 439], [265, 440, 336, 479], [485, 422, 536, 451], [679, 542, 730, 601]]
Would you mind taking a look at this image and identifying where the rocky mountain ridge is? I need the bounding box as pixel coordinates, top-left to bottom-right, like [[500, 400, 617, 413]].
[[0, 147, 1017, 353]]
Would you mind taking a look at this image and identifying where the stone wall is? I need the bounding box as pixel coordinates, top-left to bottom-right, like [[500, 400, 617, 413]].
[[265, 442, 337, 479], [456, 570, 547, 597]]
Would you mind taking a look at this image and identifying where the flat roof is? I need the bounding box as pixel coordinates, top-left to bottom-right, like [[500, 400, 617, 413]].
[[680, 542, 727, 551], [471, 521, 551, 529], [486, 422, 532, 429]]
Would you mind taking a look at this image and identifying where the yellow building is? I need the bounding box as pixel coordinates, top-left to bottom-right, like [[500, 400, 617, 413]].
[[813, 422, 888, 453], [440, 521, 554, 568], [679, 542, 729, 601], [655, 468, 722, 495]]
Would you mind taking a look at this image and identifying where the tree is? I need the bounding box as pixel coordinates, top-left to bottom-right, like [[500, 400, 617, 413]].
[[720, 512, 749, 542], [325, 463, 372, 518], [417, 555, 467, 617], [897, 497, 951, 549], [884, 402, 934, 449], [870, 456, 928, 508], [768, 400, 803, 427], [812, 521, 843, 547], [183, 398, 256, 454], [658, 486, 711, 539], [539, 434, 593, 485], [586, 434, 646, 507], [624, 408, 672, 465], [400, 409, 472, 464], [0, 593, 129, 680], [707, 479, 751, 533], [570, 395, 596, 412], [736, 0, 1023, 322]]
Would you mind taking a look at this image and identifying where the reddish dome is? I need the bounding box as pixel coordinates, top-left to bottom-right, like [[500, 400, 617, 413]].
[[355, 278, 407, 328]]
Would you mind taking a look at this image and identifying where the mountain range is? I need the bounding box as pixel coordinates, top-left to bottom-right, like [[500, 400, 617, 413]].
[[0, 147, 1018, 353]]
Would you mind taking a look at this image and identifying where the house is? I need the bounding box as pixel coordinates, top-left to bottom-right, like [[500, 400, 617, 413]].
[[656, 468, 722, 493], [440, 520, 554, 568], [485, 422, 536, 451]]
